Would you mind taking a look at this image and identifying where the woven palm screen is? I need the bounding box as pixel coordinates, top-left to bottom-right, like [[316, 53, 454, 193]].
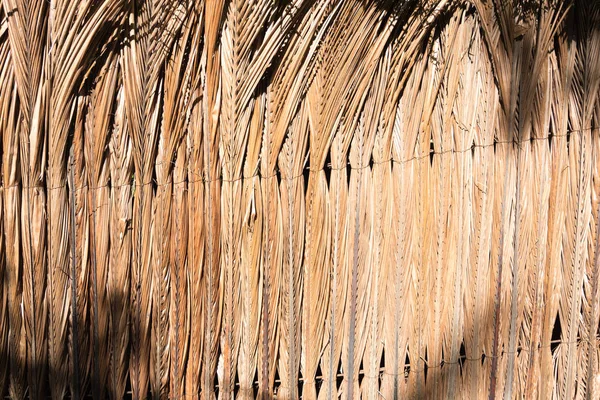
[[0, 0, 599, 399]]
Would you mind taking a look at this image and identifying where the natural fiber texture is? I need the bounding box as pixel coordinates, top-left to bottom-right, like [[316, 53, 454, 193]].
[[1, 28, 25, 400], [0, 164, 7, 398], [107, 85, 131, 400], [71, 95, 90, 399], [1, 1, 600, 399]]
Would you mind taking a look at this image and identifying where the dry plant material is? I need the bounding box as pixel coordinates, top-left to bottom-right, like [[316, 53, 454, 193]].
[[2, 0, 48, 397], [71, 96, 91, 399], [0, 1, 598, 399], [0, 35, 26, 400], [108, 86, 131, 400], [0, 150, 7, 397]]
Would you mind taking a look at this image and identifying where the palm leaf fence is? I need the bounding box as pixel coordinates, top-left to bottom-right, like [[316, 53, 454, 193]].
[[0, 0, 599, 399]]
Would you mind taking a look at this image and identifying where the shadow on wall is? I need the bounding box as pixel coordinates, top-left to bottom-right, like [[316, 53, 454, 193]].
[[1, 0, 599, 398]]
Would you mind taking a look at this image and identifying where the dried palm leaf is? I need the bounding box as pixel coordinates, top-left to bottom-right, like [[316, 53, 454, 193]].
[[1, 0, 48, 397], [278, 105, 308, 400], [0, 146, 7, 399], [219, 0, 305, 395], [471, 2, 521, 397], [359, 53, 394, 400], [538, 33, 573, 400], [411, 39, 439, 397], [173, 11, 203, 396], [577, 3, 600, 399], [522, 17, 556, 397], [169, 139, 189, 398], [0, 39, 26, 400], [121, 0, 169, 396], [237, 106, 263, 399], [150, 5, 194, 397], [444, 13, 479, 399], [185, 75, 205, 400], [200, 1, 225, 396], [259, 87, 285, 400], [303, 57, 333, 400], [380, 32, 430, 400], [236, 91, 263, 399], [426, 15, 463, 398], [464, 29, 497, 400], [108, 84, 132, 400], [86, 55, 119, 400], [46, 1, 125, 398], [70, 95, 91, 399], [559, 3, 598, 397]]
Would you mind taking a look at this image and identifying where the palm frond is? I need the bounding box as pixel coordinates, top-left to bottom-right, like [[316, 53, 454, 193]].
[[0, 1, 599, 399]]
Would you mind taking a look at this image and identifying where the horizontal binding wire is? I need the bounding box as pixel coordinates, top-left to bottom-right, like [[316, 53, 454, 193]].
[[1, 127, 598, 193], [3, 335, 598, 399]]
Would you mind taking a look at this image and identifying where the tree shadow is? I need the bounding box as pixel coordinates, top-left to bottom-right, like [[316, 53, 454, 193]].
[[1, 0, 599, 399]]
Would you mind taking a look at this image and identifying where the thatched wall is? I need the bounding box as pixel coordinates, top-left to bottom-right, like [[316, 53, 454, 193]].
[[0, 0, 599, 398]]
